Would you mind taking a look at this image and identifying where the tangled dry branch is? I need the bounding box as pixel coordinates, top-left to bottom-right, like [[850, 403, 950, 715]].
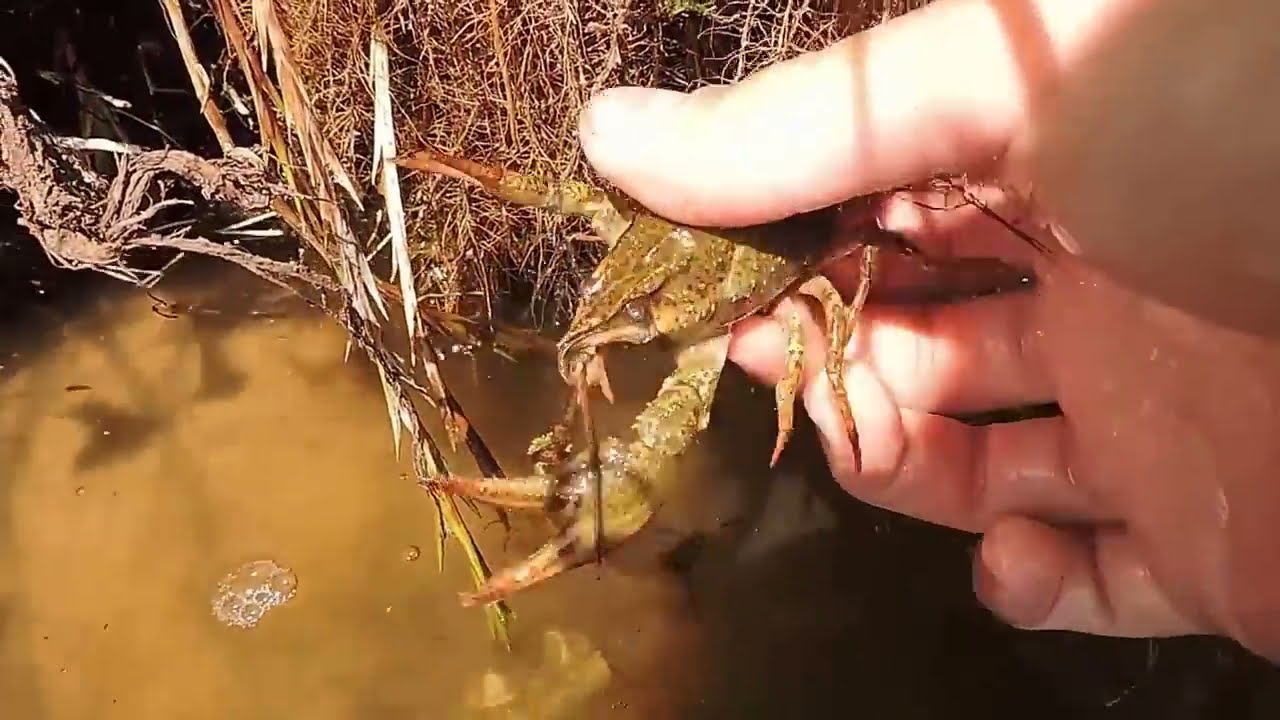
[[0, 69, 330, 296]]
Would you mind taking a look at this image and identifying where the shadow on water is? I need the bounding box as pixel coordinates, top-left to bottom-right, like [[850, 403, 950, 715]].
[[1, 237, 1278, 718], [661, 384, 1280, 719]]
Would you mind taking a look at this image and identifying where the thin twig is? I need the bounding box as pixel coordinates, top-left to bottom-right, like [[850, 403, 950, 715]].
[[157, 0, 236, 151]]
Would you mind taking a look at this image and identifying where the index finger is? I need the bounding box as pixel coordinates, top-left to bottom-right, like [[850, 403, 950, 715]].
[[578, 0, 1135, 227]]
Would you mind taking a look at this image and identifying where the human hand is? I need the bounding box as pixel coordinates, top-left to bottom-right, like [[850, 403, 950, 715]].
[[576, 0, 1280, 662]]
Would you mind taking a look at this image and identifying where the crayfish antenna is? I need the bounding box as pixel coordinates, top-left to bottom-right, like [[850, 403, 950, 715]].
[[570, 363, 606, 567]]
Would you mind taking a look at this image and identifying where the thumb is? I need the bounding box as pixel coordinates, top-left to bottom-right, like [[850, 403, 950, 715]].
[[973, 515, 1206, 639], [577, 0, 1132, 228]]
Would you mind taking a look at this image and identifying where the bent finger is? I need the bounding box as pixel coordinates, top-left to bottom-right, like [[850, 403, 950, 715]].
[[817, 391, 1100, 530], [825, 184, 1053, 301], [975, 516, 1206, 637], [729, 286, 1054, 417], [732, 299, 1098, 531]]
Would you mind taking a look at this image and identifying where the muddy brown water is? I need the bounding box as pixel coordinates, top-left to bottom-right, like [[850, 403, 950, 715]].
[[1, 258, 1277, 719]]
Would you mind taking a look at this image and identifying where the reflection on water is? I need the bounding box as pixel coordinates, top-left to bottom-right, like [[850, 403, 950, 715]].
[[1, 260, 1277, 720], [465, 628, 613, 719]]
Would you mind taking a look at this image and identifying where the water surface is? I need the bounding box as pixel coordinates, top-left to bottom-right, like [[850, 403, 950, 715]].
[[1, 260, 1275, 719]]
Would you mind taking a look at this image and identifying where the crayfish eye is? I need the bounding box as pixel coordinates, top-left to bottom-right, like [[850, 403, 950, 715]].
[[622, 299, 651, 324]]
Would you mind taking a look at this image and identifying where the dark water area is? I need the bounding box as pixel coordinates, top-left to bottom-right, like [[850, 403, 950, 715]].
[[1, 219, 1278, 719]]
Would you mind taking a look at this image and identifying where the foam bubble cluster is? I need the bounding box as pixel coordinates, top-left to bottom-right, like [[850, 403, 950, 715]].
[[210, 559, 298, 629]]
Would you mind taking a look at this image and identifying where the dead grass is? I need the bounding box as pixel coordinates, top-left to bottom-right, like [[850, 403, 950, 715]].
[[228, 0, 930, 322]]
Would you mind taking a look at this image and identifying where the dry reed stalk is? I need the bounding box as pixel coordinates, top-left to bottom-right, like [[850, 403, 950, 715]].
[[157, 0, 519, 645]]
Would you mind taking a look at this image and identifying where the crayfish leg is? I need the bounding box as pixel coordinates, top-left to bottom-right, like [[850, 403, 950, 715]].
[[459, 522, 595, 607], [527, 393, 583, 466], [528, 353, 609, 468], [584, 353, 615, 404], [796, 245, 880, 470], [770, 298, 807, 467]]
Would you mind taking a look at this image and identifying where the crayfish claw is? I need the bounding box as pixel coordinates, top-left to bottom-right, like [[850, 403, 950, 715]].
[[459, 522, 595, 608], [420, 473, 551, 511]]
